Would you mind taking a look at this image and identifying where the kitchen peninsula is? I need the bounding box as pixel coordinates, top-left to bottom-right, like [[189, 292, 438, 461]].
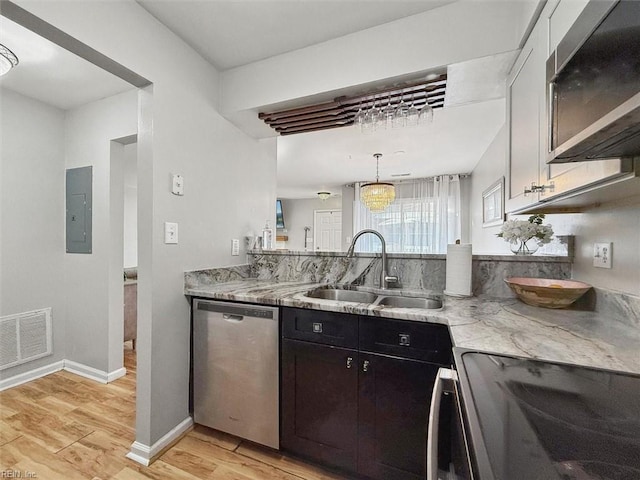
[[185, 249, 640, 480], [185, 250, 640, 375]]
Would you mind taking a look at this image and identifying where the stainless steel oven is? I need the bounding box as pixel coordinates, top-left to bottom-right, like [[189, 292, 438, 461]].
[[430, 349, 640, 480]]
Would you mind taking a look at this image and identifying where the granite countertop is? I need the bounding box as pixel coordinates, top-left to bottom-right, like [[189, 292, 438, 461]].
[[185, 279, 640, 375]]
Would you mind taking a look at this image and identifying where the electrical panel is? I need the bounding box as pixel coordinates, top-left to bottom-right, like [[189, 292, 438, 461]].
[[66, 166, 92, 254]]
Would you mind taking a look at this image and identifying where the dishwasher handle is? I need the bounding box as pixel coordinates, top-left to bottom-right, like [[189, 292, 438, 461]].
[[427, 367, 457, 480], [195, 299, 275, 319], [223, 314, 244, 322]]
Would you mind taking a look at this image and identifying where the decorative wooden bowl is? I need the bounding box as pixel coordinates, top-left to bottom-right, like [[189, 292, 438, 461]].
[[504, 277, 592, 309]]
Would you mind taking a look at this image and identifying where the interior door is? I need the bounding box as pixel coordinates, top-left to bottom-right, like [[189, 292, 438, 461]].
[[314, 209, 342, 251]]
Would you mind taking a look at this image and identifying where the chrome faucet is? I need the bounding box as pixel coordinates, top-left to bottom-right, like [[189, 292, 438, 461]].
[[346, 229, 399, 289]]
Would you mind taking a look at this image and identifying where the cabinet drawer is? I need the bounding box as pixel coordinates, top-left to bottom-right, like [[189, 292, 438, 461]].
[[359, 317, 452, 365], [282, 308, 358, 348]]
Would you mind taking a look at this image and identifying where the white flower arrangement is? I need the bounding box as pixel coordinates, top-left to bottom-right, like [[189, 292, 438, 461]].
[[497, 214, 554, 252]]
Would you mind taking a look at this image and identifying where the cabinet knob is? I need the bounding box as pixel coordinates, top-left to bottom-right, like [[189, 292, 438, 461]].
[[363, 360, 370, 372], [346, 357, 353, 369]]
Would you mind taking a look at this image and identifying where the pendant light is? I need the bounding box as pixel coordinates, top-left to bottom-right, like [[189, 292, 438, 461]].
[[360, 153, 395, 212], [0, 44, 19, 76]]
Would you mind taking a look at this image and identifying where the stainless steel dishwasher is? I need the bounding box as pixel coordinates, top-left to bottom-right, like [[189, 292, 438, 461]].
[[193, 299, 279, 449]]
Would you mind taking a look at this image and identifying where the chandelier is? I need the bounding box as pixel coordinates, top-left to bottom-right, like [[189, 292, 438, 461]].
[[0, 44, 19, 76], [361, 153, 395, 212]]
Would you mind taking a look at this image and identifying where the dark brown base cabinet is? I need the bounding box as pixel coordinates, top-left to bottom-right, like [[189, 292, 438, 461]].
[[281, 307, 453, 480]]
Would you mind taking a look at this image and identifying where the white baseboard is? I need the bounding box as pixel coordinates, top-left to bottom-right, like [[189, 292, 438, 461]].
[[127, 416, 193, 466], [0, 360, 64, 391], [63, 361, 127, 384], [107, 367, 127, 382], [1, 359, 128, 390], [126, 447, 151, 466], [63, 360, 110, 383]]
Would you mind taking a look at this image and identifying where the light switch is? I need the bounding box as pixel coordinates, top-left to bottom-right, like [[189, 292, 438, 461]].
[[231, 239, 240, 256], [171, 174, 184, 196], [165, 222, 178, 244], [593, 242, 612, 268]]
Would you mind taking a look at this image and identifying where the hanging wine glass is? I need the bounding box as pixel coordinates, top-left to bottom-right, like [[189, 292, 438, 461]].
[[419, 97, 434, 125], [406, 93, 420, 127], [353, 100, 366, 132], [362, 95, 380, 134], [392, 91, 408, 129], [380, 93, 395, 130]]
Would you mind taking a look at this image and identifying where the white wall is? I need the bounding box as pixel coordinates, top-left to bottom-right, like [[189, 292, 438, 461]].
[[15, 0, 277, 448], [279, 197, 342, 251], [546, 206, 640, 296], [63, 89, 138, 374], [0, 89, 67, 378], [123, 142, 137, 268], [470, 126, 640, 296], [341, 185, 355, 250], [469, 125, 512, 254]]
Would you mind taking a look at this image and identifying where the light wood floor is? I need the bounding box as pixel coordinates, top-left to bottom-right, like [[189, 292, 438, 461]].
[[0, 344, 354, 480]]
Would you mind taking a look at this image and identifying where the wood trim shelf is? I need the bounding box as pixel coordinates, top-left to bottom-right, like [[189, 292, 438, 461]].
[[259, 74, 447, 135]]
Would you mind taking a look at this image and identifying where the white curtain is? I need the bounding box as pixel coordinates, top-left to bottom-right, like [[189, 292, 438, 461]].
[[353, 175, 462, 254]]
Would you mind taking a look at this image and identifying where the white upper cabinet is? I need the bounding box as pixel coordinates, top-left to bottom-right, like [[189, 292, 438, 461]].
[[506, 5, 549, 213], [547, 0, 589, 53], [506, 0, 636, 213]]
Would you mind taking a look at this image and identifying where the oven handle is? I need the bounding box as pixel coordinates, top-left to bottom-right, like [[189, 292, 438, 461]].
[[427, 367, 457, 480]]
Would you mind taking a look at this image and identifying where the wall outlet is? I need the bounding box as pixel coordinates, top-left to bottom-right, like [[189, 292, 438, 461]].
[[164, 222, 178, 244], [231, 238, 240, 256], [593, 242, 612, 268]]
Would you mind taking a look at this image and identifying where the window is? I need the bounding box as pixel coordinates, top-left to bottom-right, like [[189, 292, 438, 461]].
[[353, 176, 462, 254]]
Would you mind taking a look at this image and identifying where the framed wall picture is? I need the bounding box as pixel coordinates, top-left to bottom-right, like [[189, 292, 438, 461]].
[[482, 177, 504, 227]]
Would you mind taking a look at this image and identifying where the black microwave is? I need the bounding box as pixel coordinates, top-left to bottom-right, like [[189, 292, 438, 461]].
[[547, 0, 640, 163]]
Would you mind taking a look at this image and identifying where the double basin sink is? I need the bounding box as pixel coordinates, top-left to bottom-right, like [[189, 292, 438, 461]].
[[304, 286, 443, 310]]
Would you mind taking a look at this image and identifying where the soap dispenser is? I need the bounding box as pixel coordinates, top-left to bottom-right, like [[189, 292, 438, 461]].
[[262, 221, 273, 250]]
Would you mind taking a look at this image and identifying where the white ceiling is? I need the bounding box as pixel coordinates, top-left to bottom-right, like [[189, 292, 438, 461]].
[[0, 16, 134, 110], [277, 49, 517, 198], [137, 0, 456, 71], [277, 97, 505, 198], [0, 1, 524, 200], [140, 0, 518, 199]]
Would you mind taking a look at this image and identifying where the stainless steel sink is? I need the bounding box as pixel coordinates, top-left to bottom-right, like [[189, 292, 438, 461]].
[[305, 288, 378, 303], [304, 287, 443, 309], [375, 296, 443, 309]]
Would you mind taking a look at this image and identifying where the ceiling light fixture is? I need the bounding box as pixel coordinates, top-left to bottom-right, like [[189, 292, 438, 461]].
[[317, 191, 331, 200], [360, 153, 395, 213], [0, 44, 19, 76]]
